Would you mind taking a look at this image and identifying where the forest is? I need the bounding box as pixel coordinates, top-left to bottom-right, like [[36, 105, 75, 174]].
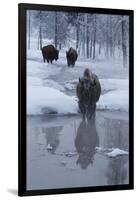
[[27, 10, 129, 67]]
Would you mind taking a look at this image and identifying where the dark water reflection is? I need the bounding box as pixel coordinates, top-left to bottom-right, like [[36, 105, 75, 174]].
[[75, 119, 99, 169], [27, 111, 129, 190], [42, 126, 63, 154], [106, 156, 128, 185]]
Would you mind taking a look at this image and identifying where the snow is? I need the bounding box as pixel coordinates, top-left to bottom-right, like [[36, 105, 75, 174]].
[[27, 50, 79, 115], [27, 77, 42, 86], [27, 86, 78, 115], [27, 37, 53, 50], [95, 147, 128, 158], [98, 79, 129, 111], [47, 144, 53, 150], [64, 151, 77, 157], [105, 148, 128, 158], [95, 147, 114, 152], [27, 60, 61, 79], [27, 60, 45, 78], [27, 77, 64, 91], [97, 90, 128, 111], [43, 79, 64, 91], [27, 49, 43, 62], [65, 83, 75, 91], [100, 78, 128, 91], [65, 79, 78, 91], [27, 46, 129, 115]]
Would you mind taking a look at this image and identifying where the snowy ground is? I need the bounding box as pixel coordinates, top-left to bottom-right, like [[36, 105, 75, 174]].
[[27, 48, 129, 115]]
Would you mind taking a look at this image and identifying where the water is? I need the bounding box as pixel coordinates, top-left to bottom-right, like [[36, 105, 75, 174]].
[[27, 111, 129, 190]]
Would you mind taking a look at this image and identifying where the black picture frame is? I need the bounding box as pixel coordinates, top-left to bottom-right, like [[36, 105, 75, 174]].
[[18, 3, 134, 196]]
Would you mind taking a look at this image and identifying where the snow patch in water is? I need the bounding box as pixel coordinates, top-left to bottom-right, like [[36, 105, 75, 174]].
[[96, 147, 128, 158], [106, 148, 128, 158]]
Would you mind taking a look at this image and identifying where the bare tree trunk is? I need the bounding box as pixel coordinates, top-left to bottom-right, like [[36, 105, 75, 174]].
[[55, 12, 58, 48], [39, 22, 42, 49], [106, 38, 109, 57], [121, 17, 127, 67], [109, 17, 113, 57], [76, 14, 79, 50], [82, 18, 85, 56], [38, 11, 42, 50], [76, 23, 79, 50], [82, 38, 85, 56], [106, 17, 109, 57], [90, 38, 92, 58], [86, 21, 89, 57], [59, 43, 61, 50], [93, 15, 96, 60], [99, 42, 101, 55], [84, 14, 89, 58], [28, 11, 31, 49]]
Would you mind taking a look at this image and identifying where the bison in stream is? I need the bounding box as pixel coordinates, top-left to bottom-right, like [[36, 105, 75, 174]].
[[76, 68, 101, 120]]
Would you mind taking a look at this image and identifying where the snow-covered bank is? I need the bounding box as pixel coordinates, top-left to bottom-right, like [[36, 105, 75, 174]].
[[97, 90, 128, 111], [99, 79, 129, 111], [27, 48, 129, 115], [27, 60, 61, 79], [27, 85, 128, 115], [43, 79, 64, 91], [27, 86, 78, 115]]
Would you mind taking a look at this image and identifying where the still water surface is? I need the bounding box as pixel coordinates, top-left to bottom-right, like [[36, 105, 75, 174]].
[[27, 111, 129, 190]]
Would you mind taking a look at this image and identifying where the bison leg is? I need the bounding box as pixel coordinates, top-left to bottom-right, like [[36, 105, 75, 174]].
[[42, 55, 45, 63], [72, 63, 75, 67], [87, 104, 96, 120], [79, 101, 86, 121], [67, 61, 70, 67], [47, 59, 49, 63]]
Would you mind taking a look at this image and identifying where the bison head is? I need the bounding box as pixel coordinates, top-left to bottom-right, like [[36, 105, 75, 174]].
[[79, 77, 96, 94]]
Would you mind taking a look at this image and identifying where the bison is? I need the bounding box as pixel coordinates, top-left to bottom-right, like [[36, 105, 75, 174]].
[[76, 68, 101, 120], [66, 47, 78, 67], [41, 44, 59, 63]]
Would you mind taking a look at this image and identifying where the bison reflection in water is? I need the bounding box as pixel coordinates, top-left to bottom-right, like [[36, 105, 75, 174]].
[[75, 119, 99, 170], [42, 126, 63, 154]]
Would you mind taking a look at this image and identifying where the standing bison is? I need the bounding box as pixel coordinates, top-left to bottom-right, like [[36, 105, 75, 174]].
[[66, 47, 78, 67], [41, 44, 59, 63], [76, 68, 101, 120]]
